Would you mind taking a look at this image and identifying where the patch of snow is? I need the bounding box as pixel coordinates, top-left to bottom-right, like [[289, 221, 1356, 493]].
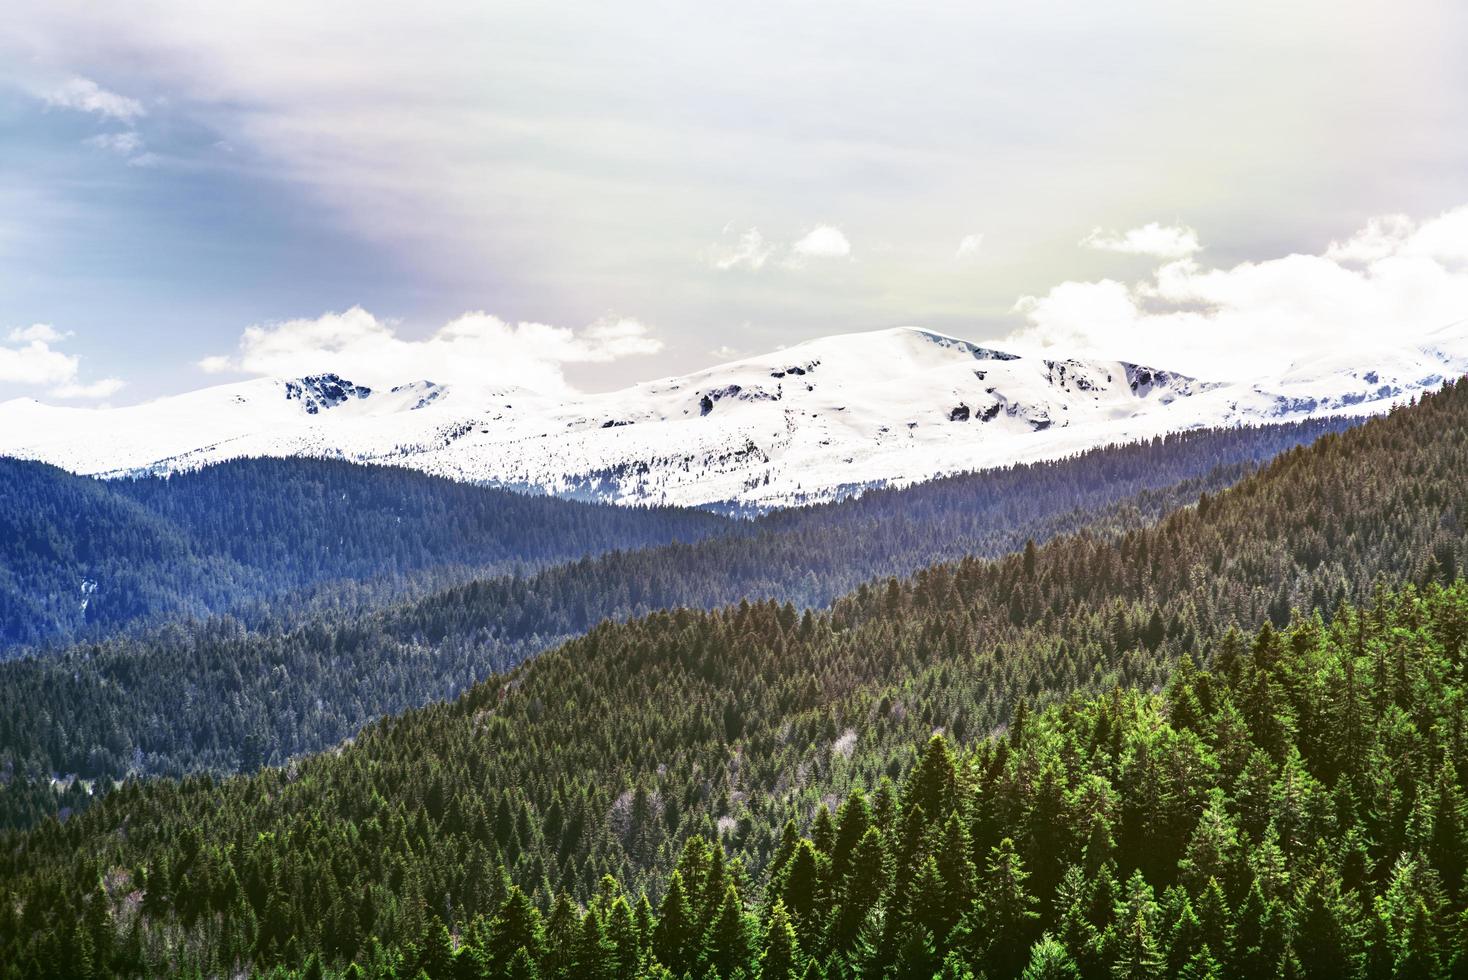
[[3, 324, 1465, 510]]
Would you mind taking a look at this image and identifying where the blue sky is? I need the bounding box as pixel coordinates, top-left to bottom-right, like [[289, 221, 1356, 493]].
[[3, 0, 1468, 402]]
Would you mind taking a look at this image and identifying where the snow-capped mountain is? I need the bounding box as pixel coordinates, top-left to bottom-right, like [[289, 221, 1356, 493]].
[[3, 326, 1465, 510]]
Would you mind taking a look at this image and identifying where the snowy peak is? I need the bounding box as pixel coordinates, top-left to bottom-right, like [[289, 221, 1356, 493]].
[[282, 374, 373, 414], [1, 324, 1464, 510]]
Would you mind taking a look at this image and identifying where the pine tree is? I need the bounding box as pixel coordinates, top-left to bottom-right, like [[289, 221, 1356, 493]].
[[1179, 791, 1241, 896], [909, 856, 952, 947], [769, 820, 801, 885], [956, 836, 1040, 978], [777, 840, 824, 950], [831, 826, 887, 952], [905, 734, 958, 822], [892, 925, 941, 979], [605, 895, 641, 978], [1054, 866, 1101, 980], [936, 812, 978, 931], [506, 946, 541, 980], [1105, 871, 1165, 980], [674, 835, 714, 920], [1166, 897, 1202, 975], [760, 900, 800, 980], [652, 870, 695, 976], [573, 908, 614, 980], [1291, 866, 1363, 978], [930, 951, 969, 979], [1021, 933, 1081, 980], [829, 790, 872, 886], [703, 885, 752, 978], [1110, 909, 1166, 979], [1232, 881, 1287, 979], [1194, 878, 1233, 966], [67, 920, 95, 980], [419, 916, 456, 980], [1176, 944, 1223, 980], [84, 881, 112, 972], [486, 886, 546, 976], [811, 806, 836, 860], [454, 944, 491, 980]]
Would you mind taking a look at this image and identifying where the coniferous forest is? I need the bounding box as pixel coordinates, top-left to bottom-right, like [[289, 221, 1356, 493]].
[[3, 382, 1468, 977], [0, 419, 1350, 828]]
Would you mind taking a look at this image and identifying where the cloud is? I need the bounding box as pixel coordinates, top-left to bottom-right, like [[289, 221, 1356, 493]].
[[1325, 209, 1468, 265], [0, 323, 122, 399], [1081, 222, 1202, 259], [0, 336, 78, 386], [43, 77, 145, 122], [709, 345, 742, 360], [7, 323, 71, 344], [955, 233, 984, 261], [85, 132, 143, 155], [200, 306, 663, 394], [790, 225, 852, 260], [83, 130, 157, 166], [709, 224, 853, 271], [1011, 205, 1468, 380], [575, 316, 665, 360], [711, 227, 774, 271]]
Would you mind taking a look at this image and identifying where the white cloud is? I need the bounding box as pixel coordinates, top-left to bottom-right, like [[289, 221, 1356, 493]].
[[200, 306, 663, 394], [576, 316, 665, 360], [7, 323, 71, 344], [83, 130, 157, 166], [710, 224, 854, 271], [709, 345, 742, 360], [1081, 222, 1202, 259], [790, 225, 852, 259], [0, 337, 78, 386], [43, 77, 145, 122], [711, 227, 774, 271], [85, 131, 143, 155], [1011, 205, 1468, 380], [955, 233, 984, 261], [1326, 209, 1468, 265], [0, 323, 121, 399]]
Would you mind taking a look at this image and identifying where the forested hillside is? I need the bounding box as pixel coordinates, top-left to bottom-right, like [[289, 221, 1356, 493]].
[[0, 383, 1464, 977], [2, 422, 1353, 654], [0, 458, 731, 651], [0, 420, 1350, 828]]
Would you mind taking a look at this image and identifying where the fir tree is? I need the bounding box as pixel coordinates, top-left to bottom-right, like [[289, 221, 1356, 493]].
[[486, 887, 546, 976], [703, 885, 752, 978], [652, 871, 695, 976], [760, 900, 800, 980], [1021, 933, 1081, 980]]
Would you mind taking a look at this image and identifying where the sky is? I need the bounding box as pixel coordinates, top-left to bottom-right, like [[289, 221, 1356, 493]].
[[3, 0, 1468, 402]]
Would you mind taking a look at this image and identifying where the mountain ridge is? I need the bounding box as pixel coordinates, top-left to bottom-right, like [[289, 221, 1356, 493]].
[[3, 325, 1465, 509]]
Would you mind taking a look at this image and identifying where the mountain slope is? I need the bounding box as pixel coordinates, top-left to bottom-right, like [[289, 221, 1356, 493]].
[[0, 456, 728, 650], [0, 416, 1352, 825], [0, 378, 1464, 977], [4, 326, 1462, 509]]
